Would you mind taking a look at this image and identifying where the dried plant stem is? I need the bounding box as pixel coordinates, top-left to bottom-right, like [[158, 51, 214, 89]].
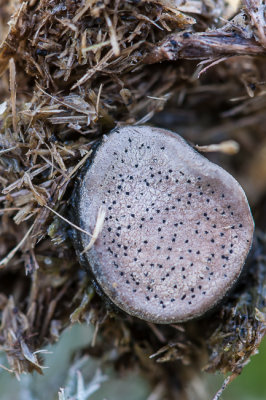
[[45, 204, 106, 252], [0, 224, 34, 268], [60, 151, 92, 188], [195, 140, 240, 155], [44, 205, 93, 237], [0, 363, 14, 374], [145, 31, 265, 64], [81, 206, 106, 253], [0, 146, 17, 155], [0, 207, 21, 213], [9, 58, 17, 135], [212, 374, 237, 400]]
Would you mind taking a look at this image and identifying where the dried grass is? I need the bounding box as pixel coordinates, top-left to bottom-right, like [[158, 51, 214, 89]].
[[0, 0, 265, 398]]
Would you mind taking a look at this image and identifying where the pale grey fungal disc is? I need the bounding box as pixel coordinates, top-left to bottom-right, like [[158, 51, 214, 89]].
[[73, 126, 254, 324]]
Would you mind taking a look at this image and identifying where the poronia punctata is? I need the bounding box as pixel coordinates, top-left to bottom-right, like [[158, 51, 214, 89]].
[[71, 126, 254, 324]]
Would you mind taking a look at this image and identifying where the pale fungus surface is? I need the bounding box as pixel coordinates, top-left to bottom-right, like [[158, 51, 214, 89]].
[[73, 126, 254, 323]]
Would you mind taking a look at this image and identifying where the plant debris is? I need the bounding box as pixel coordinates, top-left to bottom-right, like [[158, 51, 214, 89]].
[[0, 0, 265, 398]]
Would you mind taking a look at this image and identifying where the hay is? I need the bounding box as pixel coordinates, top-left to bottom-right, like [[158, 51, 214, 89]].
[[0, 0, 265, 397]]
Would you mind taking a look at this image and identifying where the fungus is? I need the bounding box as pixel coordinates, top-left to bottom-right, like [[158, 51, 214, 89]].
[[72, 126, 254, 324]]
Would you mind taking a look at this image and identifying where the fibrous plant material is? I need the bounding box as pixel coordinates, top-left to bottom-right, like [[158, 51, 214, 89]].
[[72, 126, 254, 323], [0, 0, 265, 397]]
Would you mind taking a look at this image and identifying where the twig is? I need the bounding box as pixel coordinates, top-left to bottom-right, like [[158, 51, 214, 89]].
[[144, 31, 265, 64]]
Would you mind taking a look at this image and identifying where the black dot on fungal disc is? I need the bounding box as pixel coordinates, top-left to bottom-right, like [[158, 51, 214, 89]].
[[72, 125, 254, 324]]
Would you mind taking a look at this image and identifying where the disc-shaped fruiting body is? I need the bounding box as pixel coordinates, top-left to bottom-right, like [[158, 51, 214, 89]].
[[72, 126, 254, 324]]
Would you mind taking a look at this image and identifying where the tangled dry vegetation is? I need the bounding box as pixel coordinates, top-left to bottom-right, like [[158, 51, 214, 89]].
[[0, 0, 265, 398]]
